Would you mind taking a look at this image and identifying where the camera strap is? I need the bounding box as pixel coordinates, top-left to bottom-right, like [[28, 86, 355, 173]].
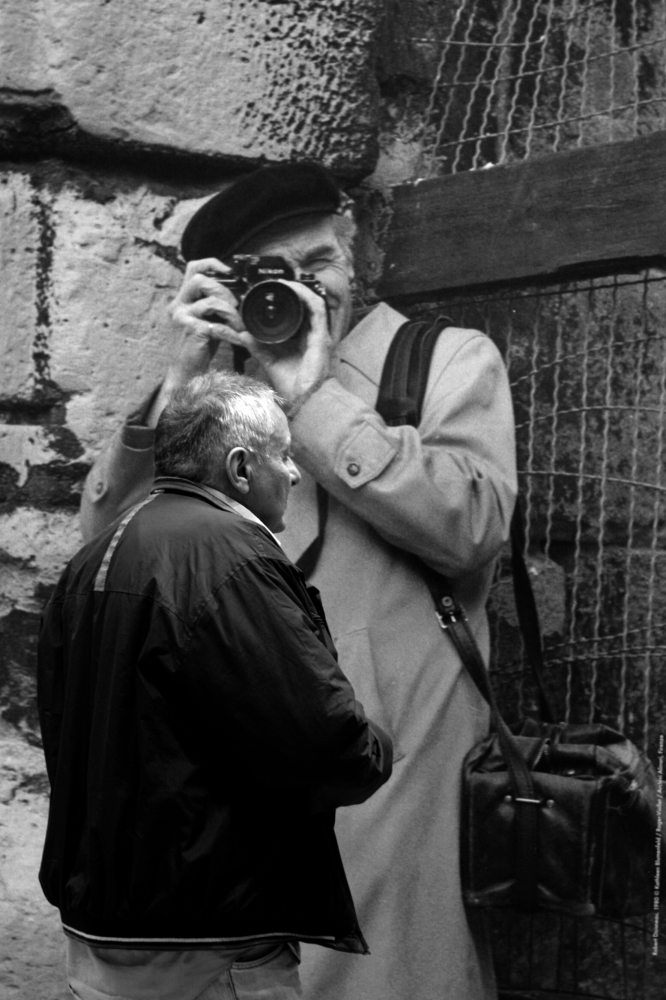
[[295, 482, 329, 579], [374, 315, 555, 721]]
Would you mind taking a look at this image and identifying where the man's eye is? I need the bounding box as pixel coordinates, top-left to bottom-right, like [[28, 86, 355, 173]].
[[303, 258, 331, 271]]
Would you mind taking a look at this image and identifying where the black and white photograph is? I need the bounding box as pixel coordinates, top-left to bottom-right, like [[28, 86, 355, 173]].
[[1, 3, 666, 999]]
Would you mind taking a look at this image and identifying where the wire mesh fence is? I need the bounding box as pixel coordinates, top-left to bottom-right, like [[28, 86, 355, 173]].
[[419, 0, 666, 175]]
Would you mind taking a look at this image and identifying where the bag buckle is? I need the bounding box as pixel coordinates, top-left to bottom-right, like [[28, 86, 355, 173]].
[[437, 593, 464, 627]]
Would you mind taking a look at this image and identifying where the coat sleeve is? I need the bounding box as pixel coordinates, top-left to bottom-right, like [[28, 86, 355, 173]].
[[80, 416, 156, 543], [184, 552, 393, 810], [290, 330, 517, 578]]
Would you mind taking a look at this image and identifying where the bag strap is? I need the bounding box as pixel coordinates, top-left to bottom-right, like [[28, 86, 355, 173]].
[[376, 315, 552, 912], [295, 483, 329, 578], [510, 504, 555, 722], [376, 317, 444, 428], [376, 316, 555, 721], [373, 316, 541, 713], [422, 568, 541, 912]]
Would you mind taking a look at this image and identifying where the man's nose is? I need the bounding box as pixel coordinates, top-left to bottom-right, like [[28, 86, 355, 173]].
[[288, 459, 301, 486]]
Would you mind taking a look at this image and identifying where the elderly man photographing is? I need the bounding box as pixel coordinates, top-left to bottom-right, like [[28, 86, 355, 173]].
[[81, 163, 517, 999], [39, 371, 392, 1000]]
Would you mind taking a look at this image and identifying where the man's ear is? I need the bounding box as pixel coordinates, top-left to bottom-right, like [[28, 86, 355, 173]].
[[226, 447, 252, 495]]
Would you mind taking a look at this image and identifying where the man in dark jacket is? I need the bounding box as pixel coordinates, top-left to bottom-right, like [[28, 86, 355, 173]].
[[38, 371, 393, 1000]]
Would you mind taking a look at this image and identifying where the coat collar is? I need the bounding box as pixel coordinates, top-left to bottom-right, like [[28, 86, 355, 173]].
[[151, 477, 280, 544], [334, 303, 408, 387], [152, 476, 237, 513]]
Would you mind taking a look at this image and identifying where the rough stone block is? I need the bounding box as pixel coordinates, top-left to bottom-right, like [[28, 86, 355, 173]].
[[0, 174, 40, 401], [0, 164, 196, 458], [0, 509, 80, 738], [0, 734, 67, 1000], [0, 509, 80, 603], [0, 0, 380, 175]]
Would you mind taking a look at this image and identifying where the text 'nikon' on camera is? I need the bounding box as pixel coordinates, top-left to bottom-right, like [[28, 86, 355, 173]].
[[207, 255, 327, 344]]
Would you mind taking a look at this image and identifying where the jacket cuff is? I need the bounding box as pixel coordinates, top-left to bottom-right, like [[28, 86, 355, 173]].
[[121, 385, 161, 450], [121, 423, 156, 451], [291, 378, 397, 489]]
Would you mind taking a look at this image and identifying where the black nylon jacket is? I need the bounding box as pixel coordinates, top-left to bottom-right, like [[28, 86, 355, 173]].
[[38, 480, 392, 952]]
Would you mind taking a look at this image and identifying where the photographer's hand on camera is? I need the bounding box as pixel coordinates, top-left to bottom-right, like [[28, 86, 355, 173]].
[[147, 260, 246, 427], [148, 263, 332, 427], [243, 278, 334, 415]]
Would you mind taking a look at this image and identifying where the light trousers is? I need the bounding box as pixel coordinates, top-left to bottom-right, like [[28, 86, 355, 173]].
[[67, 937, 302, 1000]]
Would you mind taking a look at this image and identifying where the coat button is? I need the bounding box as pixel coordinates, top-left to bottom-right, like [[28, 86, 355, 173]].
[[347, 462, 360, 477]]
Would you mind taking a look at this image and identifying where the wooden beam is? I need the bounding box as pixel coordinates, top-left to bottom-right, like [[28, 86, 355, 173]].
[[377, 131, 666, 298]]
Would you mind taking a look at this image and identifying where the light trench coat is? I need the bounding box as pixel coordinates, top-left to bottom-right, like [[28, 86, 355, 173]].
[[80, 302, 517, 1000]]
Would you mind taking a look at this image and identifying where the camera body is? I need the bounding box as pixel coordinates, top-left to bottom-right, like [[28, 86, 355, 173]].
[[214, 255, 327, 344]]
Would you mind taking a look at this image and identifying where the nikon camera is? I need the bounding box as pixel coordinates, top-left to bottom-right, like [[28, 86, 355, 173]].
[[209, 255, 327, 344]]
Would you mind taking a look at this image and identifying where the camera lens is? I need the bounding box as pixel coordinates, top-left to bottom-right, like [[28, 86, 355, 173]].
[[241, 281, 305, 344]]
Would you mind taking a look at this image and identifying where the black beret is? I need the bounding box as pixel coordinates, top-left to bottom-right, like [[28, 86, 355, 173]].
[[180, 162, 343, 263]]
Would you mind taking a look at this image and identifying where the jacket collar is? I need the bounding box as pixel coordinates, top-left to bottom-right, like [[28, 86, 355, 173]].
[[152, 476, 235, 512], [151, 477, 280, 544]]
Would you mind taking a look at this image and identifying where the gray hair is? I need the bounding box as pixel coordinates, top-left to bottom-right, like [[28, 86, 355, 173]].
[[332, 211, 357, 270], [154, 371, 283, 484]]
